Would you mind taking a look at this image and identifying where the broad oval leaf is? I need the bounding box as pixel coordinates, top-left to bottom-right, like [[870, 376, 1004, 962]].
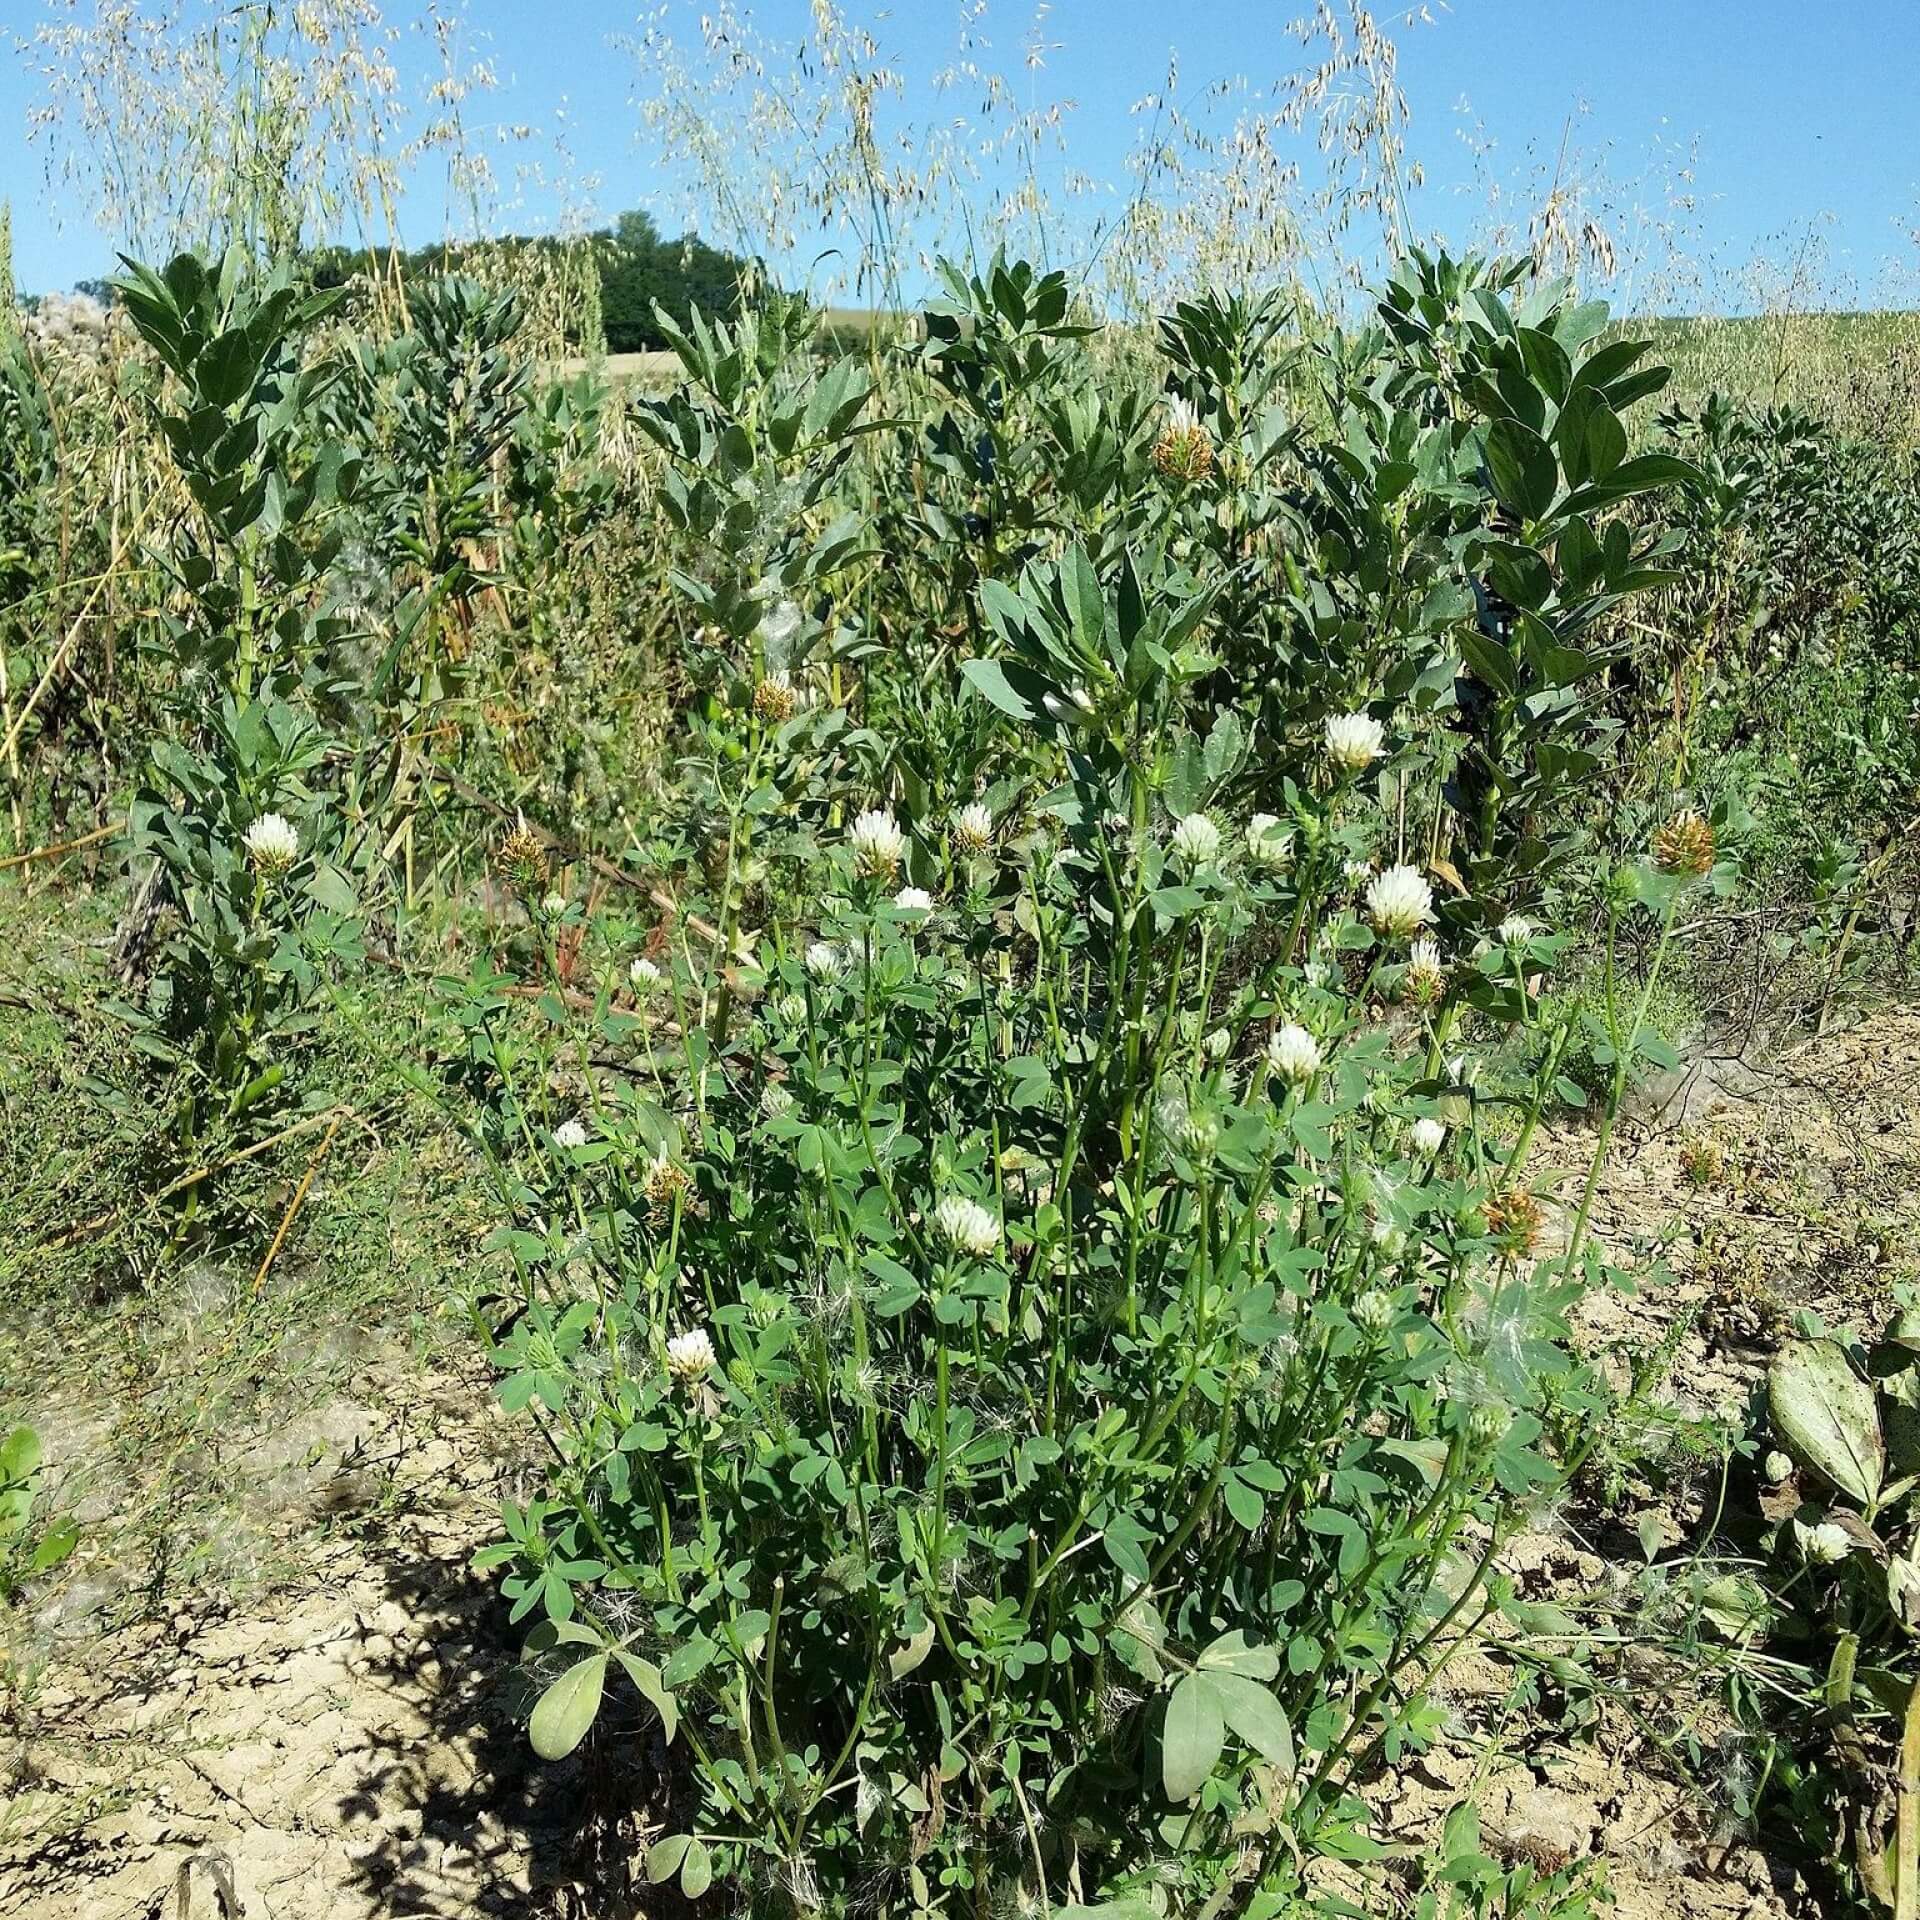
[[1161, 1672, 1225, 1802], [1769, 1338, 1884, 1507], [529, 1653, 607, 1761], [1210, 1672, 1296, 1777]]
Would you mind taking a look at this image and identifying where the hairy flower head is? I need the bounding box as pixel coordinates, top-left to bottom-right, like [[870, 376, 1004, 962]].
[[243, 812, 300, 876], [1267, 1022, 1322, 1086], [1365, 864, 1434, 939], [1170, 812, 1222, 866], [1655, 808, 1716, 879], [933, 1193, 1002, 1259], [951, 802, 995, 855], [667, 1327, 717, 1383], [1325, 711, 1385, 775], [848, 808, 906, 880]]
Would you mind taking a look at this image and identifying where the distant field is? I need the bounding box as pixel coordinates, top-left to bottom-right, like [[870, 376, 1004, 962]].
[[561, 304, 1920, 442]]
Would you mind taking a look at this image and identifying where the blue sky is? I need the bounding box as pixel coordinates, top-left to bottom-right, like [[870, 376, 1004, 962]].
[[4, 1, 1916, 309]]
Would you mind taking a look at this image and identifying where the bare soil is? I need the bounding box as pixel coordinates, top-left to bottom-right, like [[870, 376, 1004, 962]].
[[5, 1011, 1919, 1919]]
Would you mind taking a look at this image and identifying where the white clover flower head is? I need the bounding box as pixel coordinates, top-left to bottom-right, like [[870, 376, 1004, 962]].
[[1404, 936, 1446, 1003], [1166, 394, 1201, 433], [1245, 813, 1294, 872], [1325, 710, 1386, 774], [243, 811, 300, 875], [553, 1118, 588, 1151], [933, 1193, 1001, 1259], [951, 801, 995, 854], [1411, 1116, 1446, 1156], [849, 807, 907, 880], [804, 939, 846, 981], [1795, 1519, 1852, 1566], [1267, 1022, 1322, 1085], [667, 1327, 717, 1383], [1342, 857, 1373, 889], [1763, 1450, 1794, 1485], [760, 1081, 795, 1120], [893, 885, 934, 917], [1170, 812, 1223, 866], [1497, 915, 1536, 947], [541, 892, 569, 915], [1303, 959, 1332, 991], [629, 957, 663, 993], [1203, 1027, 1230, 1061], [1366, 863, 1435, 940], [1353, 1290, 1395, 1334]]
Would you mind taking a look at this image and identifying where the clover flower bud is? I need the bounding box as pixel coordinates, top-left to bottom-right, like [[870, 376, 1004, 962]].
[[1763, 1450, 1794, 1485], [1497, 915, 1535, 947], [630, 957, 663, 993], [1404, 937, 1446, 1006], [1469, 1403, 1508, 1448], [1411, 1116, 1446, 1156], [1353, 1290, 1395, 1334], [1178, 1108, 1220, 1162], [893, 886, 934, 917], [760, 1082, 795, 1120]]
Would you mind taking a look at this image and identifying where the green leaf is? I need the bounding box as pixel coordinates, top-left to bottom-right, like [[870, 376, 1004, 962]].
[[1196, 1629, 1280, 1681], [681, 1837, 714, 1898], [304, 862, 357, 913], [1210, 1672, 1296, 1776], [646, 1834, 691, 1883], [612, 1649, 678, 1743], [1483, 418, 1558, 520], [960, 654, 1052, 724], [1770, 1338, 1885, 1507], [0, 1427, 41, 1484], [1162, 1672, 1226, 1802], [662, 1632, 717, 1687], [529, 1653, 606, 1760], [891, 1618, 937, 1680]]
